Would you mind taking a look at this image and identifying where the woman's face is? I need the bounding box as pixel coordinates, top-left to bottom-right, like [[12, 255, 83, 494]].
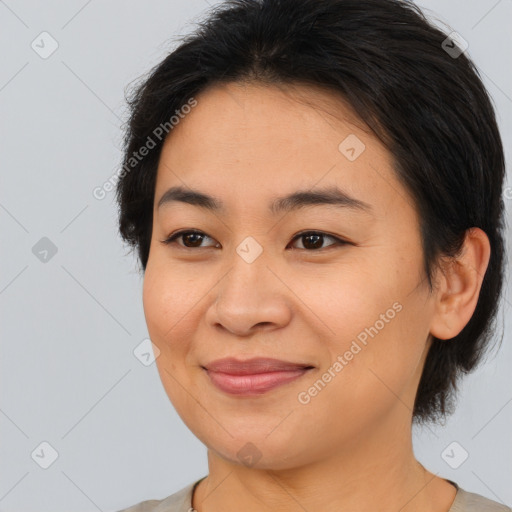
[[143, 82, 437, 469]]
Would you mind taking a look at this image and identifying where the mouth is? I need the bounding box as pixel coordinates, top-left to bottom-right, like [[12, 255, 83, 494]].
[[201, 357, 315, 396]]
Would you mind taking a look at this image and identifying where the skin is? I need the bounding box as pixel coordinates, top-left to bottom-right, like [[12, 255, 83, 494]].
[[142, 81, 491, 512]]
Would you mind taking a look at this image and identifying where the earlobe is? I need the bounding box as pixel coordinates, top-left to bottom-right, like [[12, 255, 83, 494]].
[[429, 227, 491, 341]]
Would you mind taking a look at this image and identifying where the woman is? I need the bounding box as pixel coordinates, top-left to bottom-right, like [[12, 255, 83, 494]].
[[115, 0, 510, 510]]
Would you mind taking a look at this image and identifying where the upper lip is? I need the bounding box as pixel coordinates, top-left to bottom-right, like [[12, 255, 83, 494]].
[[202, 357, 314, 375]]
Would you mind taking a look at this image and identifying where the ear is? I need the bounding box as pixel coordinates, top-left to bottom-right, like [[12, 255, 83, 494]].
[[429, 227, 491, 340]]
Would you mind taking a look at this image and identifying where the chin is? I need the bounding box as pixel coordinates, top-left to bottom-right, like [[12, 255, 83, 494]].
[[199, 431, 317, 472]]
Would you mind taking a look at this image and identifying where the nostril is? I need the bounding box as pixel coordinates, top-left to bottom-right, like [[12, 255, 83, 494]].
[[255, 322, 273, 328]]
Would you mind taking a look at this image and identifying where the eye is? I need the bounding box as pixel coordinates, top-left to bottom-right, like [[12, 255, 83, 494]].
[[160, 229, 348, 251], [160, 229, 219, 248], [288, 230, 348, 250]]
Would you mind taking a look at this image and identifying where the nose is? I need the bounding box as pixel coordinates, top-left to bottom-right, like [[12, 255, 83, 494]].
[[204, 250, 293, 337]]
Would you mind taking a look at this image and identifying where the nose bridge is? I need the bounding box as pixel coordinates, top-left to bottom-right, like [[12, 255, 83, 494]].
[[221, 234, 273, 301], [208, 235, 291, 335]]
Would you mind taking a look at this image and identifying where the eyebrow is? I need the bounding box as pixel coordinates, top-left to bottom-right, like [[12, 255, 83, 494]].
[[157, 185, 374, 216]]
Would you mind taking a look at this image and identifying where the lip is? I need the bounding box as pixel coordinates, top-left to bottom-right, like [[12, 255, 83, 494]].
[[202, 357, 315, 396], [203, 357, 314, 374]]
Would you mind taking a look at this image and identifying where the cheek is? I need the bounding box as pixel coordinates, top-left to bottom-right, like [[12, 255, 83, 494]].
[[143, 264, 202, 412], [143, 268, 187, 372], [142, 260, 203, 343], [142, 269, 170, 345], [309, 262, 429, 415], [305, 263, 396, 344], [345, 309, 427, 418]]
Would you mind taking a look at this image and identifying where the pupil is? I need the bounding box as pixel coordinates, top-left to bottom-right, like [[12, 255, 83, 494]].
[[304, 234, 322, 249], [184, 233, 203, 247]]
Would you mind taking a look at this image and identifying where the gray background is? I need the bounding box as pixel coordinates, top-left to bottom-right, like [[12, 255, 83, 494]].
[[0, 1, 511, 511]]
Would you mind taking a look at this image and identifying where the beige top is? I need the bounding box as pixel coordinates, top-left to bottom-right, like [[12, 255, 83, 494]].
[[117, 477, 511, 512]]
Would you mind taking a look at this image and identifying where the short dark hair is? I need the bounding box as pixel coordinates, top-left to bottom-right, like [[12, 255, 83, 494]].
[[115, 0, 506, 424]]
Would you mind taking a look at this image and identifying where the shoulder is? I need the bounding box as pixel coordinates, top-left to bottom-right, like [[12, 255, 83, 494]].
[[115, 477, 206, 512], [450, 482, 511, 512]]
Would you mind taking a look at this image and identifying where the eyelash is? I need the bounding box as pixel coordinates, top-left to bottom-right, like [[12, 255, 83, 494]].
[[160, 229, 349, 251]]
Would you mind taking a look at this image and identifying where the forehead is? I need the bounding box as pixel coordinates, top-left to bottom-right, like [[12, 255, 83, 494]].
[[161, 81, 372, 158], [154, 81, 411, 218]]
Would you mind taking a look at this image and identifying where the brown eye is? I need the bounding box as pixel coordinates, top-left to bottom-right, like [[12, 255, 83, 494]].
[[161, 230, 219, 248], [289, 231, 346, 251], [161, 229, 348, 251]]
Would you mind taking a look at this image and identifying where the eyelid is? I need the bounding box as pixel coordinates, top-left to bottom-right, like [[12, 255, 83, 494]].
[[288, 230, 348, 250], [160, 229, 350, 250], [160, 229, 218, 248]]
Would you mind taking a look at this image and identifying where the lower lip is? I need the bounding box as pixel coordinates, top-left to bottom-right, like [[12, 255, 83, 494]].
[[204, 368, 312, 395]]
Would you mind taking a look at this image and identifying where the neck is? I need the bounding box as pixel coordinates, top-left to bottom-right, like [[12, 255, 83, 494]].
[[192, 411, 456, 512]]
